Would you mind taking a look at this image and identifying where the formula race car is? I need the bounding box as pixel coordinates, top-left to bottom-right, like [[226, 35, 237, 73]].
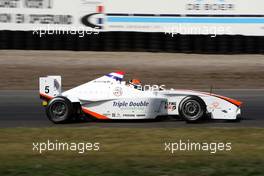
[[39, 72, 242, 123]]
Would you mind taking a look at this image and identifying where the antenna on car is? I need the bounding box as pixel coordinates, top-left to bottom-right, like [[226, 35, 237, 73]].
[[210, 85, 213, 95]]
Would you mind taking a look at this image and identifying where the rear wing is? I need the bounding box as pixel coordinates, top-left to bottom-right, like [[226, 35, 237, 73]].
[[39, 76, 62, 100]]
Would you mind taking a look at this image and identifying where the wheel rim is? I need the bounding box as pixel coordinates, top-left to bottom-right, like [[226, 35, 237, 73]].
[[182, 100, 202, 120], [50, 102, 67, 119]]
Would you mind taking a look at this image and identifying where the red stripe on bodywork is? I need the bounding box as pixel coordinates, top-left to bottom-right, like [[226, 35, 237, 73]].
[[175, 89, 243, 107], [198, 91, 242, 107], [210, 93, 243, 107], [82, 107, 110, 120], [39, 93, 53, 100]]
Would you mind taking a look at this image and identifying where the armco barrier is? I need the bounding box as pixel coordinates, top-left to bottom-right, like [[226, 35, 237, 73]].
[[0, 30, 263, 54]]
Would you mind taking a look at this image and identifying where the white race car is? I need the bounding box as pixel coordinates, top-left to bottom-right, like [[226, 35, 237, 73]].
[[39, 72, 242, 123]]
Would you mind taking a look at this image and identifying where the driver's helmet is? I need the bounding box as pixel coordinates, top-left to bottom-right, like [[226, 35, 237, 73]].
[[129, 79, 142, 89]]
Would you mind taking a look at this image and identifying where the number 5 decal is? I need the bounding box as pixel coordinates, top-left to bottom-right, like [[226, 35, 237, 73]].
[[45, 86, 50, 94]]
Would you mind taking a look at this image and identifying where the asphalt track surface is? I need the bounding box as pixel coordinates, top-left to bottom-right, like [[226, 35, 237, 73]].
[[0, 90, 263, 128]]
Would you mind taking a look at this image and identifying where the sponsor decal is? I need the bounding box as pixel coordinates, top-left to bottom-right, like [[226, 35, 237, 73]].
[[139, 84, 166, 91], [123, 114, 135, 117], [0, 14, 72, 24], [81, 5, 104, 29], [209, 101, 221, 109], [113, 87, 123, 97], [54, 79, 60, 90], [165, 102, 177, 111], [186, 0, 235, 11], [81, 13, 102, 29], [0, 0, 53, 9], [0, 0, 20, 8], [111, 113, 121, 118], [93, 80, 110, 83], [113, 101, 149, 108], [136, 114, 146, 117], [0, 0, 72, 25]]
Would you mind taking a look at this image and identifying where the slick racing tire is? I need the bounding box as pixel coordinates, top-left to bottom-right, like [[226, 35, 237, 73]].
[[178, 96, 206, 123], [46, 97, 73, 124]]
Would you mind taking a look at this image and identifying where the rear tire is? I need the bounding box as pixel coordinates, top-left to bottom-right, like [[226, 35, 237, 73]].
[[46, 97, 73, 124], [178, 96, 206, 123]]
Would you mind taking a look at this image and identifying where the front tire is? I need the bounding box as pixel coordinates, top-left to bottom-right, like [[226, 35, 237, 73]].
[[46, 97, 73, 124], [179, 96, 206, 123]]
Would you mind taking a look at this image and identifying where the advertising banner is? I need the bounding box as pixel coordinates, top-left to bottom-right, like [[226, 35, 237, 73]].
[[0, 0, 263, 36]]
